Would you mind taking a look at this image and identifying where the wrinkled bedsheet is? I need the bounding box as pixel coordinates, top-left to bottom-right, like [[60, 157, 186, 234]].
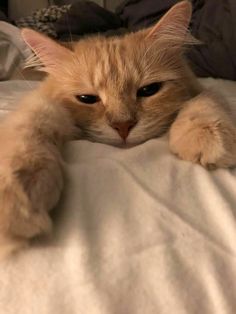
[[0, 78, 236, 314]]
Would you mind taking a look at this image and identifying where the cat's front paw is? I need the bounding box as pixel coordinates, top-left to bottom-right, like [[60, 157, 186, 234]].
[[0, 153, 63, 257], [169, 114, 236, 169], [0, 174, 53, 236]]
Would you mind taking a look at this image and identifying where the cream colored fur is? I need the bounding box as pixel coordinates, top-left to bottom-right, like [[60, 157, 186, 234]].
[[0, 91, 74, 258], [0, 1, 235, 258], [169, 91, 236, 169]]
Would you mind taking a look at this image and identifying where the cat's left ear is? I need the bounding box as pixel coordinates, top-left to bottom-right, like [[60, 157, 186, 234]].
[[142, 1, 196, 48], [21, 28, 73, 74]]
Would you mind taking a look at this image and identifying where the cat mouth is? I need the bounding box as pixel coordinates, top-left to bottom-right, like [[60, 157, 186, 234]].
[[114, 138, 150, 148], [116, 142, 138, 149], [82, 136, 143, 148], [78, 126, 157, 148]]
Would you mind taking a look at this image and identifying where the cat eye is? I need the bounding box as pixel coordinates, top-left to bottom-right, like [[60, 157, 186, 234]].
[[137, 82, 163, 97], [76, 94, 100, 104]]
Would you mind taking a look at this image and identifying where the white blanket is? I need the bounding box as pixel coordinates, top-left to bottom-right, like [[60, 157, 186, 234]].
[[0, 79, 236, 314]]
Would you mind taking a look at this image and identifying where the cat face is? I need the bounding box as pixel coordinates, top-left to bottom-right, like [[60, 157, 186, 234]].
[[55, 35, 195, 146], [22, 1, 200, 146]]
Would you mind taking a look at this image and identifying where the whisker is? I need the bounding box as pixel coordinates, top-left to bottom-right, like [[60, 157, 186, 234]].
[[14, 63, 45, 105], [15, 66, 35, 90]]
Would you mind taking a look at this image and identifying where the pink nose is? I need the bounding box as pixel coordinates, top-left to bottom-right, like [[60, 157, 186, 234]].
[[111, 120, 137, 141]]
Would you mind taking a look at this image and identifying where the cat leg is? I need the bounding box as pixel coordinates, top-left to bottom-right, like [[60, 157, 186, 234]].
[[169, 91, 236, 169], [0, 147, 63, 258], [0, 92, 74, 258]]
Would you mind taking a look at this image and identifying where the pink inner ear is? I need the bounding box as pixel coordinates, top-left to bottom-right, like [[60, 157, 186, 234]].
[[22, 29, 45, 51], [21, 28, 71, 72], [146, 0, 192, 39]]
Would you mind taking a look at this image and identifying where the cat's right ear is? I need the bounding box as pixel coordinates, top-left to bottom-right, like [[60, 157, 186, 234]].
[[21, 28, 73, 74]]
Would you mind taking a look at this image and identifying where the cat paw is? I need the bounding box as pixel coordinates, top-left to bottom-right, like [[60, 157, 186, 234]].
[[0, 176, 53, 258], [0, 155, 63, 249], [169, 115, 236, 169]]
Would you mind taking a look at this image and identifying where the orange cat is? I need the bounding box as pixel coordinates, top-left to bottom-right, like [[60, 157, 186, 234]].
[[0, 1, 235, 257]]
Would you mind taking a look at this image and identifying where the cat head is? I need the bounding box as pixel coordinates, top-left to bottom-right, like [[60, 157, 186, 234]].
[[22, 1, 200, 146]]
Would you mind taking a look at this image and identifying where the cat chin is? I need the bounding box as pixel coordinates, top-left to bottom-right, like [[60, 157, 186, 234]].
[[84, 136, 123, 147], [84, 133, 153, 148], [114, 142, 139, 149], [85, 137, 141, 148], [101, 138, 149, 148]]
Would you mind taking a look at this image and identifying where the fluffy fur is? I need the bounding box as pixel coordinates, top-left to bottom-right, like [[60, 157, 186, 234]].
[[0, 1, 235, 258]]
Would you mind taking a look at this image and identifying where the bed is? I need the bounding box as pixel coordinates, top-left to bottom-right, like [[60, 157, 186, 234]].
[[0, 78, 235, 313]]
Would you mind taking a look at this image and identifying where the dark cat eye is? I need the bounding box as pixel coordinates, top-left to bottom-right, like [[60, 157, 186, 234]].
[[76, 94, 100, 104], [137, 82, 163, 98]]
